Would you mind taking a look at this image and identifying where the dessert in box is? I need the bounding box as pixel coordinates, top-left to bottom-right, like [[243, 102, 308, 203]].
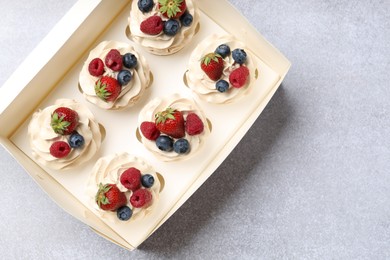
[[79, 41, 151, 110], [185, 34, 259, 104], [127, 0, 200, 55]]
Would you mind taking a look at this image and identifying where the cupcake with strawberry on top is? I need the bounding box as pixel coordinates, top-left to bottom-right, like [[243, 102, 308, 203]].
[[138, 94, 210, 161], [86, 152, 161, 222], [185, 34, 259, 104], [128, 0, 199, 55], [79, 41, 151, 110], [28, 99, 104, 170]]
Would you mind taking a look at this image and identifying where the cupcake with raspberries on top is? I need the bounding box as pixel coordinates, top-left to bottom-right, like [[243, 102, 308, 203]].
[[79, 41, 152, 110], [127, 0, 200, 55]]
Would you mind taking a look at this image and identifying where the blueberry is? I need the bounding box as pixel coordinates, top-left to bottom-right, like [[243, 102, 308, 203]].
[[232, 49, 247, 64], [215, 44, 231, 58], [156, 135, 174, 152], [141, 174, 155, 188], [180, 11, 193, 27], [117, 206, 133, 221], [69, 132, 84, 148], [215, 79, 229, 93], [163, 19, 180, 36], [122, 53, 138, 69], [173, 138, 190, 154], [137, 0, 154, 13], [117, 70, 132, 86]]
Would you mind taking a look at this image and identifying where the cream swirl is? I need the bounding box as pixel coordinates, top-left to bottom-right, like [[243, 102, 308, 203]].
[[186, 34, 259, 104], [128, 0, 199, 55], [138, 94, 210, 161], [28, 99, 104, 170], [86, 153, 161, 222], [79, 41, 151, 110]]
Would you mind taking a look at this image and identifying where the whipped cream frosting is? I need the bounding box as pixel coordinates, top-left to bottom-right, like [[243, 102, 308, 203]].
[[86, 153, 161, 222], [28, 99, 104, 170], [79, 41, 151, 110], [128, 0, 199, 55], [138, 94, 210, 161], [186, 34, 258, 104]]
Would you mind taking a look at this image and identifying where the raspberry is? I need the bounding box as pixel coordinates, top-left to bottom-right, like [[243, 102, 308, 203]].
[[120, 167, 141, 191], [140, 121, 160, 140], [50, 141, 71, 158], [185, 113, 204, 135], [229, 66, 249, 88], [130, 189, 153, 208], [140, 15, 164, 35], [105, 49, 123, 71], [88, 58, 105, 76]]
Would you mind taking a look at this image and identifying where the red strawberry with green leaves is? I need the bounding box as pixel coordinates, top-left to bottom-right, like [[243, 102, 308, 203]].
[[200, 53, 224, 81], [158, 0, 187, 19], [95, 183, 127, 211], [95, 76, 121, 102], [155, 107, 185, 138], [51, 107, 79, 135]]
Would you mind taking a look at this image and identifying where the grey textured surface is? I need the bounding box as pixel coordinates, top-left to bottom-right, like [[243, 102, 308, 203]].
[[1, 0, 389, 259]]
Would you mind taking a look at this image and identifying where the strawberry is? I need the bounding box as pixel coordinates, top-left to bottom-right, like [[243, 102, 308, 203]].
[[95, 183, 127, 211], [200, 53, 224, 81], [140, 15, 164, 35], [185, 113, 204, 135], [120, 167, 141, 192], [158, 0, 187, 19], [51, 107, 79, 135], [49, 141, 71, 158], [140, 121, 160, 141], [95, 76, 121, 102], [229, 66, 250, 88], [155, 108, 185, 138], [130, 188, 153, 208]]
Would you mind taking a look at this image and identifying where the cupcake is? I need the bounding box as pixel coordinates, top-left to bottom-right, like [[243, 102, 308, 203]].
[[127, 0, 200, 55], [86, 153, 161, 222], [27, 99, 104, 170], [185, 34, 259, 104], [138, 94, 210, 161], [79, 41, 151, 110]]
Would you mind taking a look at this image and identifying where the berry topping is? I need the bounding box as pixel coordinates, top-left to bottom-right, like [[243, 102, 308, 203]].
[[155, 108, 185, 138], [95, 76, 121, 102], [215, 79, 230, 93], [51, 107, 79, 135], [50, 141, 71, 158], [158, 0, 187, 19], [105, 49, 123, 71], [200, 53, 224, 81], [140, 15, 164, 35], [229, 66, 250, 88], [95, 183, 127, 211], [117, 70, 132, 86], [185, 113, 204, 135], [156, 135, 174, 152], [232, 48, 247, 65], [180, 11, 193, 27], [69, 132, 85, 148], [120, 167, 142, 192], [137, 0, 154, 13], [122, 53, 138, 69], [117, 206, 133, 221], [140, 121, 161, 141], [141, 174, 155, 188], [215, 44, 231, 59], [163, 19, 180, 36], [130, 189, 153, 208], [173, 138, 190, 154], [88, 58, 105, 77]]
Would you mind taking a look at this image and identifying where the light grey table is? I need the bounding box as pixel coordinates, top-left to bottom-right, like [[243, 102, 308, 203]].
[[1, 0, 389, 259]]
